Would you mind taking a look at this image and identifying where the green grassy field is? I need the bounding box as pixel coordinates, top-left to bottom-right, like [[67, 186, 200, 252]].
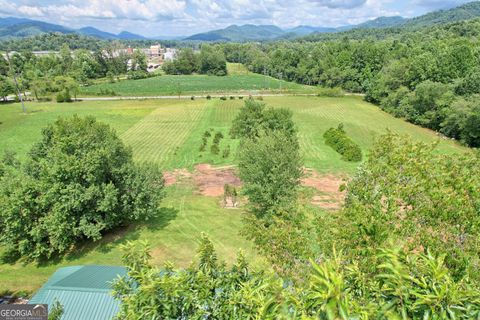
[[0, 95, 465, 292], [80, 64, 313, 97]]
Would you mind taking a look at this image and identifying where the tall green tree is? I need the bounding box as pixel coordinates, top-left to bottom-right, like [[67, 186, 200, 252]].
[[0, 116, 165, 261]]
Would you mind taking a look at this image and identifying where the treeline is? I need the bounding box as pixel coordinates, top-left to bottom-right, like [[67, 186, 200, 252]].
[[219, 19, 480, 147], [0, 43, 149, 101], [162, 45, 227, 76], [114, 99, 480, 318], [0, 32, 188, 52]]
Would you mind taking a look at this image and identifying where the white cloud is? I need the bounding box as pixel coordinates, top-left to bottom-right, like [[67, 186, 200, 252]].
[[17, 5, 45, 17], [0, 0, 472, 37]]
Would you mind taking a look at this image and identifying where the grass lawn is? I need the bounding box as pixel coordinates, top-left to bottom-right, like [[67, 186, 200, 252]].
[[0, 95, 466, 292], [80, 70, 314, 97], [0, 183, 260, 293]]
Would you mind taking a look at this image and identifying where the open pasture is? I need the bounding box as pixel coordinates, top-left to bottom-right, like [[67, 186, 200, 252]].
[[80, 71, 313, 97], [0, 95, 464, 292]]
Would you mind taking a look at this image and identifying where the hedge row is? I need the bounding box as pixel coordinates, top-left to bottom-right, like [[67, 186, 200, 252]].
[[323, 124, 362, 162]]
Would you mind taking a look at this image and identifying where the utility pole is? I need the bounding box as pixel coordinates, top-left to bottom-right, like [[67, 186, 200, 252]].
[[263, 66, 267, 90], [5, 50, 26, 113]]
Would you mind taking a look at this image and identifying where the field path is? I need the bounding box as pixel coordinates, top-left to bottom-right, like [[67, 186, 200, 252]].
[[75, 93, 366, 101]]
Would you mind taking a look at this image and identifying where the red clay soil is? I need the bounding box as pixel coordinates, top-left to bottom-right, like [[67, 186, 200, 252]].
[[163, 165, 346, 210], [302, 168, 346, 210], [193, 164, 242, 197], [163, 168, 192, 186]]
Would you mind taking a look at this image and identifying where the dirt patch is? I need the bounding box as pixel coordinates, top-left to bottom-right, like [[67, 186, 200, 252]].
[[163, 168, 192, 186], [302, 168, 346, 210], [193, 164, 242, 197], [163, 165, 346, 210]]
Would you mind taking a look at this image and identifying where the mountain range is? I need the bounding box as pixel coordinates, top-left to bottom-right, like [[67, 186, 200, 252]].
[[1, 1, 480, 42], [0, 17, 148, 40]]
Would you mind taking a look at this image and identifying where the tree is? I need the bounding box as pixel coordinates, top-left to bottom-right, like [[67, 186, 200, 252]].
[[230, 99, 266, 139], [199, 45, 227, 76], [0, 116, 165, 261], [441, 96, 480, 147], [238, 130, 303, 219], [171, 48, 198, 75], [0, 76, 13, 101], [131, 49, 148, 72], [341, 133, 480, 279], [230, 99, 296, 140], [54, 76, 79, 100]]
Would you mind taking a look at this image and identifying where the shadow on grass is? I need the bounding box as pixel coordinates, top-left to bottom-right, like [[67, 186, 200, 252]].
[[0, 207, 178, 267], [62, 206, 179, 263]]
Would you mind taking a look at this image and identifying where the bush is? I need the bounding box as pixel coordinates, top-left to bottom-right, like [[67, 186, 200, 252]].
[[127, 70, 149, 80], [96, 89, 117, 96], [239, 96, 244, 99], [213, 131, 224, 142], [191, 96, 195, 100], [206, 95, 211, 100], [210, 143, 220, 155], [230, 96, 235, 100], [0, 115, 165, 261], [222, 145, 230, 158], [220, 96, 227, 101], [56, 91, 65, 103], [323, 124, 362, 162], [56, 90, 71, 103]]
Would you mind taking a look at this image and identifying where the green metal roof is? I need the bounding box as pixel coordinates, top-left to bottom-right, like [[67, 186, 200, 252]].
[[29, 265, 126, 320]]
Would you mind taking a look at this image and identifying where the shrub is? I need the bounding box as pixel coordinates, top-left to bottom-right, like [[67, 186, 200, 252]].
[[213, 131, 224, 141], [191, 96, 195, 100], [0, 116, 165, 261], [210, 143, 220, 155], [206, 95, 212, 100], [323, 124, 362, 162], [239, 96, 244, 99], [56, 90, 71, 103], [56, 91, 65, 103], [96, 89, 117, 96], [222, 145, 230, 158], [127, 70, 149, 80], [220, 96, 227, 101], [230, 96, 235, 100]]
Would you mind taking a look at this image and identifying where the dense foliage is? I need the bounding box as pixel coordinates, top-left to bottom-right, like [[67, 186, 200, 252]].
[[162, 45, 227, 76], [338, 133, 480, 280], [0, 116, 164, 261], [323, 124, 362, 162], [114, 235, 480, 319], [0, 43, 148, 101], [220, 18, 480, 147]]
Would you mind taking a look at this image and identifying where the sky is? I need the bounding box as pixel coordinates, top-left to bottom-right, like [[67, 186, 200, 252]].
[[0, 0, 474, 37]]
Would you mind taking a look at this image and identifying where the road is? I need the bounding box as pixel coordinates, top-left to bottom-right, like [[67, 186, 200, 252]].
[[74, 93, 364, 101]]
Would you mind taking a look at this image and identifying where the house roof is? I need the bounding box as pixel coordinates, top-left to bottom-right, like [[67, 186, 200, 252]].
[[29, 265, 126, 320]]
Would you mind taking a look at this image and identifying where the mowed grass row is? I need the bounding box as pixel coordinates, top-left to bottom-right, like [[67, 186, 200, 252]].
[[0, 96, 464, 172], [80, 73, 314, 97], [121, 100, 209, 167], [262, 96, 464, 173]]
